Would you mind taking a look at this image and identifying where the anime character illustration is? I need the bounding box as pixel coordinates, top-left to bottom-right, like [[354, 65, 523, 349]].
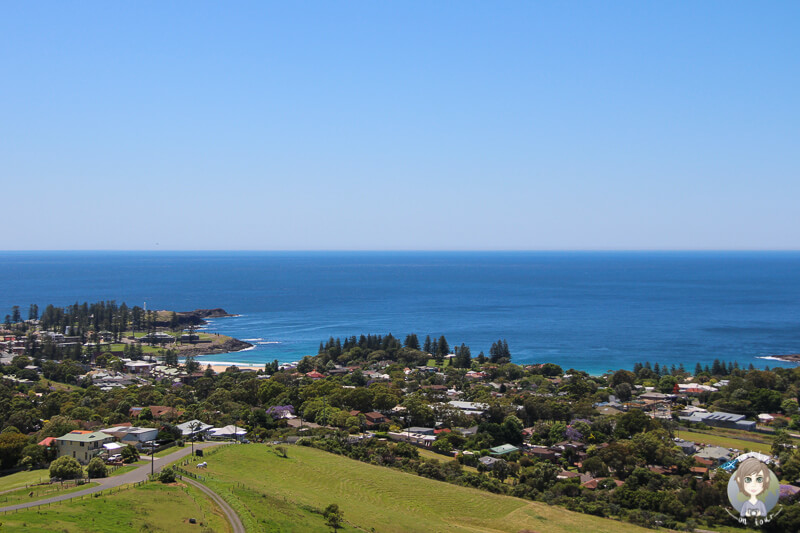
[[733, 458, 773, 518]]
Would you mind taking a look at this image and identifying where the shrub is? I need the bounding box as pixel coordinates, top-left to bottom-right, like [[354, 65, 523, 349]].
[[159, 468, 176, 483], [50, 456, 83, 480], [86, 457, 108, 479]]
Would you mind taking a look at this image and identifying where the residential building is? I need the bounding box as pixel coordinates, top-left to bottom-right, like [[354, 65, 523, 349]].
[[55, 431, 116, 464]]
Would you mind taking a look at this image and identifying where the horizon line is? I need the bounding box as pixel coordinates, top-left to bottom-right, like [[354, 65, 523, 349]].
[[2, 249, 800, 253]]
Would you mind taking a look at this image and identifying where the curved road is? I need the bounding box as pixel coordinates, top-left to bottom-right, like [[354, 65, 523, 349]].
[[183, 476, 246, 533], [0, 442, 223, 512]]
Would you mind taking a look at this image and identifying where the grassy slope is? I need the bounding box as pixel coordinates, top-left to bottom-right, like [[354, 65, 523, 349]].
[[0, 482, 98, 506], [0, 482, 230, 533], [195, 444, 651, 533], [0, 470, 50, 493], [676, 430, 772, 455]]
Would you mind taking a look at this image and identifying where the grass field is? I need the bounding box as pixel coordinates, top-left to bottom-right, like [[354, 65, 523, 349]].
[[188, 444, 651, 533], [415, 447, 480, 473], [676, 430, 773, 454], [0, 482, 231, 532], [0, 481, 98, 506], [0, 470, 50, 493]]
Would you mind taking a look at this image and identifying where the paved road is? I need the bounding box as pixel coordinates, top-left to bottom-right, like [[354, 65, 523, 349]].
[[182, 476, 245, 533], [0, 442, 223, 512]]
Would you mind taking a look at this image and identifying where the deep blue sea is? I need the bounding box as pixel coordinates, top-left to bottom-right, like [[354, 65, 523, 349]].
[[1, 251, 800, 375]]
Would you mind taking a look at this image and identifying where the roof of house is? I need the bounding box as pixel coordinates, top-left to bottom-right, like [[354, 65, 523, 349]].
[[57, 431, 114, 443], [489, 444, 519, 455], [38, 437, 57, 447]]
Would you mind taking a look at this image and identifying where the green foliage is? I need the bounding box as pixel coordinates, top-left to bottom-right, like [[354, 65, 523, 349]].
[[159, 467, 177, 483], [86, 457, 108, 478], [323, 503, 343, 529], [49, 456, 83, 480], [121, 444, 140, 463], [0, 427, 29, 469]]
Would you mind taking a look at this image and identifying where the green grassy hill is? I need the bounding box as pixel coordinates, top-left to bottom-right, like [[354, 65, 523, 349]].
[[187, 444, 652, 533], [0, 482, 230, 532]]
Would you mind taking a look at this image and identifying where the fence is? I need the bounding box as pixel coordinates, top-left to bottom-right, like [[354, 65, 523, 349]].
[[0, 478, 151, 515]]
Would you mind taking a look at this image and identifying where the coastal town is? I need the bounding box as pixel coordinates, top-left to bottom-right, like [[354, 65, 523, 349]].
[[1, 301, 800, 531]]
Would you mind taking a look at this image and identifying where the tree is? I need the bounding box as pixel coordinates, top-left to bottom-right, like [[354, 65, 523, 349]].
[[323, 503, 343, 529], [0, 428, 29, 469], [28, 304, 39, 321], [184, 354, 200, 374], [121, 444, 140, 464], [11, 305, 21, 324], [404, 334, 420, 350], [86, 457, 108, 479], [49, 456, 83, 481]]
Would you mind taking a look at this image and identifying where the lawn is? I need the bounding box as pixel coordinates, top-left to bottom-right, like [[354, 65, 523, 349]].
[[415, 447, 479, 473], [0, 481, 231, 533], [676, 429, 772, 454], [188, 444, 651, 533], [0, 481, 98, 506], [0, 470, 50, 493]]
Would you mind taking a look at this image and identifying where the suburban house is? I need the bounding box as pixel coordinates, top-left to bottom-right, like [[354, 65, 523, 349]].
[[177, 419, 213, 438], [55, 431, 116, 464], [101, 426, 159, 449], [123, 360, 156, 376], [489, 444, 519, 456], [363, 412, 388, 427], [479, 456, 502, 470]]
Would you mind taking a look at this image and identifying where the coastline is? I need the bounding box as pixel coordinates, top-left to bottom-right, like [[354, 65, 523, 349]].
[[759, 354, 800, 364]]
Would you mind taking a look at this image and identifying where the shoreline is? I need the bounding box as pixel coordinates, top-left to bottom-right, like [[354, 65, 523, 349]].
[[759, 354, 800, 364]]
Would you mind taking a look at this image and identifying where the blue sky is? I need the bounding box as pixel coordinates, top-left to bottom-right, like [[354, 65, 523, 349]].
[[1, 2, 798, 250]]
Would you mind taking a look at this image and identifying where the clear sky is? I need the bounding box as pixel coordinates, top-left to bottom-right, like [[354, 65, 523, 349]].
[[1, 2, 798, 250]]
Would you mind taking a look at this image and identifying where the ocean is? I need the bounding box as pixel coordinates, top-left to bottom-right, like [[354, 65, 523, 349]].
[[1, 251, 800, 375]]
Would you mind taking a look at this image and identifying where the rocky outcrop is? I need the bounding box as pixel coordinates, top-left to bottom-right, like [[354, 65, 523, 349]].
[[178, 337, 252, 358]]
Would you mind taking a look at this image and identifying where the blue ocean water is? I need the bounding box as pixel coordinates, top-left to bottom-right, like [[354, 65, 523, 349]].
[[1, 251, 800, 375]]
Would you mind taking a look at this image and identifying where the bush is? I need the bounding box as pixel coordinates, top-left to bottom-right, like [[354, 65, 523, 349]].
[[121, 444, 140, 464], [159, 468, 176, 483], [86, 457, 108, 478], [50, 456, 83, 480]]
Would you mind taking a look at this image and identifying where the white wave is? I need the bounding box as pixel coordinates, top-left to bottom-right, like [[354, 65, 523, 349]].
[[257, 341, 281, 345], [756, 356, 799, 362], [243, 338, 264, 341]]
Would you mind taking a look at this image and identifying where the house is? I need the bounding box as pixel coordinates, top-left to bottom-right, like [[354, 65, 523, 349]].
[[100, 426, 159, 449], [407, 427, 435, 436], [363, 412, 388, 427], [679, 411, 756, 431], [305, 370, 325, 380], [207, 425, 246, 440], [447, 400, 488, 415], [758, 413, 775, 425], [479, 456, 502, 470], [138, 332, 175, 344], [38, 437, 57, 448], [675, 439, 697, 455], [527, 446, 558, 461], [55, 431, 116, 464], [124, 360, 155, 376], [582, 478, 624, 490], [176, 419, 213, 437], [695, 446, 732, 465], [489, 444, 519, 456]]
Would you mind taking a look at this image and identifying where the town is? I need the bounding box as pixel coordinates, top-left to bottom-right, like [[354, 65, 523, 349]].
[[1, 302, 800, 531]]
